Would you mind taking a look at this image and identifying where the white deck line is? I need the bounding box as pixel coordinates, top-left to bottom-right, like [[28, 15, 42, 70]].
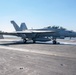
[[0, 45, 76, 58]]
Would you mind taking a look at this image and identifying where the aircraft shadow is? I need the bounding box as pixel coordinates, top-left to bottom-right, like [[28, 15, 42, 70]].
[[0, 40, 75, 46], [0, 41, 62, 46]]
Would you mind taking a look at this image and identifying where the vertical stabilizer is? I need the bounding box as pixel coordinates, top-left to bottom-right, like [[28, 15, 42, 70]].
[[20, 23, 28, 31], [11, 21, 21, 31], [11, 20, 28, 31]]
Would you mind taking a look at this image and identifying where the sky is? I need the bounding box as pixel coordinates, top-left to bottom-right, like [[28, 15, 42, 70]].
[[0, 0, 76, 31]]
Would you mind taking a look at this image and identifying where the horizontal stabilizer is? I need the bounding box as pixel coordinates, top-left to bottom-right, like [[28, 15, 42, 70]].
[[0, 35, 4, 39], [0, 31, 4, 39]]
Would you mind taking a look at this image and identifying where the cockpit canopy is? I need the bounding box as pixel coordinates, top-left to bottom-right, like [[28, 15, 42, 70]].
[[44, 26, 66, 30]]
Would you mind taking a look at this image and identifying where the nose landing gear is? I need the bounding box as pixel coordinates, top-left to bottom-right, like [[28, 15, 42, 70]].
[[33, 40, 36, 43]]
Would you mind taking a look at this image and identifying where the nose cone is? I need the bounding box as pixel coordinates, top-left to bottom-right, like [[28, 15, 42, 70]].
[[74, 32, 76, 37]]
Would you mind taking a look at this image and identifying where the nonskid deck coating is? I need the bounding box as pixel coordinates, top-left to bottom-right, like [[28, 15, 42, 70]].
[[0, 39, 76, 75]]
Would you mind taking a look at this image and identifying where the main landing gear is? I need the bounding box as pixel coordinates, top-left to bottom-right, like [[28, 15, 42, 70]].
[[33, 40, 36, 43], [52, 39, 60, 44], [52, 39, 57, 44], [23, 39, 36, 43], [23, 39, 27, 43]]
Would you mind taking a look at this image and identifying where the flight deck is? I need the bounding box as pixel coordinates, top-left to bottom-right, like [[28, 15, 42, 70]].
[[0, 39, 76, 75]]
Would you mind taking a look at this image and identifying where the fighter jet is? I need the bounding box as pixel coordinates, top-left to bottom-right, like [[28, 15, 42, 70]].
[[0, 21, 54, 43], [0, 20, 76, 44], [41, 26, 76, 44]]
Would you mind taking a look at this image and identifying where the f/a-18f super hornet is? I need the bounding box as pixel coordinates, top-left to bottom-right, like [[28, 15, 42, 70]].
[[0, 20, 76, 44], [0, 21, 54, 43]]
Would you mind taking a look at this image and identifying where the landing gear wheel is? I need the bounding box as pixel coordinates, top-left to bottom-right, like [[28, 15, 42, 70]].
[[53, 40, 57, 44], [33, 40, 36, 43], [23, 39, 27, 43]]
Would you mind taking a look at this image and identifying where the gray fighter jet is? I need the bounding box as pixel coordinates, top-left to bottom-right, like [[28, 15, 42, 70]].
[[0, 21, 76, 44]]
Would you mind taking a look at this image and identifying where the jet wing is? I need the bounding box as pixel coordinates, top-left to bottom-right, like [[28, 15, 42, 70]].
[[0, 30, 55, 37]]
